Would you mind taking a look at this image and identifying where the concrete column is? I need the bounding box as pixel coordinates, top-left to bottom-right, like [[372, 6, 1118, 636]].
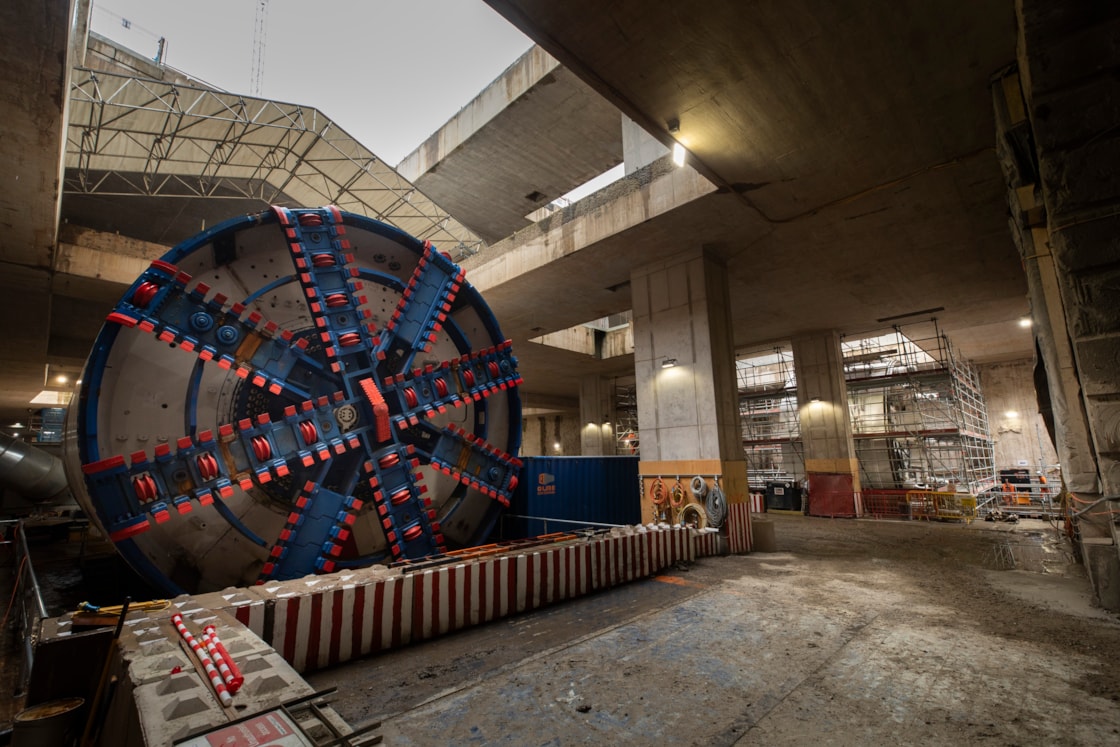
[[579, 375, 615, 455], [631, 247, 750, 548], [791, 331, 860, 515], [621, 114, 670, 175]]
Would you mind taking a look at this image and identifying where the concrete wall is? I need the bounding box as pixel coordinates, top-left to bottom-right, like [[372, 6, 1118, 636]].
[[978, 360, 1059, 471], [521, 414, 581, 457], [1007, 0, 1120, 609]]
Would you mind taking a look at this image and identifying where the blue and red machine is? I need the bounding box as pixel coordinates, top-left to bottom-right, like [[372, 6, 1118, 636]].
[[66, 207, 521, 594]]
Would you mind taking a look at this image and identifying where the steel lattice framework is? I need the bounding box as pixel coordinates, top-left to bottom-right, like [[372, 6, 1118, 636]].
[[64, 68, 484, 254]]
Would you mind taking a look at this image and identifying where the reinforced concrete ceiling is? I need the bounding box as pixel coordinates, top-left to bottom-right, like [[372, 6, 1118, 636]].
[[469, 0, 1029, 391], [0, 0, 1035, 426]]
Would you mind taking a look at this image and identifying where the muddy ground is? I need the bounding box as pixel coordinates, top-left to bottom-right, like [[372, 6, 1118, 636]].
[[309, 515, 1120, 746]]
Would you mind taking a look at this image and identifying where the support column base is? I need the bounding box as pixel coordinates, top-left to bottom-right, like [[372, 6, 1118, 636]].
[[805, 458, 861, 518], [638, 459, 752, 552]]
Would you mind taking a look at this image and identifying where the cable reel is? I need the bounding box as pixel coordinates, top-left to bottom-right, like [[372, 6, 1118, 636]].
[[669, 478, 686, 510], [706, 477, 727, 528], [690, 475, 708, 501], [677, 502, 709, 530]]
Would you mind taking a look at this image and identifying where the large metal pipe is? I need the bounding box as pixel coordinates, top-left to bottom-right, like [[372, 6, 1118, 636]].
[[0, 433, 70, 503]]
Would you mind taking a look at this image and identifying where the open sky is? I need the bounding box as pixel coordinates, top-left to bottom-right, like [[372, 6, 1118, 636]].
[[89, 0, 534, 166]]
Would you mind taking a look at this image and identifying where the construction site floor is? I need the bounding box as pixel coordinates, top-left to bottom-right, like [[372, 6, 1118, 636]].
[[309, 515, 1120, 746]]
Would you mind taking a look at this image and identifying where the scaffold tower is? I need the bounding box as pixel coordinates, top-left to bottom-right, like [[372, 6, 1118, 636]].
[[842, 326, 997, 495], [737, 346, 804, 490]]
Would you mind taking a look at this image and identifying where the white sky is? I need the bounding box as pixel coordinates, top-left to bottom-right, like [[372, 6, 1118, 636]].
[[89, 0, 534, 166]]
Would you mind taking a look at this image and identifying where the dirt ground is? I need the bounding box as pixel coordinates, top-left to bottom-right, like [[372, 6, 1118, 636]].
[[309, 515, 1120, 746]]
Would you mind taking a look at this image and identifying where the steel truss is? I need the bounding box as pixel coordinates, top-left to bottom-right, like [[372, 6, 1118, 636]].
[[64, 68, 483, 254]]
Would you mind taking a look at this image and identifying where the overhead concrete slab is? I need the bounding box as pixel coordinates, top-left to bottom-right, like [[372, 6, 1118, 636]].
[[398, 46, 624, 244], [475, 0, 1029, 396]]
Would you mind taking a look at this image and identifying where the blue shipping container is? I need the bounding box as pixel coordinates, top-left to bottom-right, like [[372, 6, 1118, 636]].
[[498, 456, 641, 539]]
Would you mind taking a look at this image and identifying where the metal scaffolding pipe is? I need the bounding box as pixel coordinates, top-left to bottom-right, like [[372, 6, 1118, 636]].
[[0, 433, 70, 503]]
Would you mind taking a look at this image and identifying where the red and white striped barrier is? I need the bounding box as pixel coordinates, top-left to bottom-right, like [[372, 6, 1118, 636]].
[[219, 525, 733, 673], [726, 502, 753, 554], [693, 529, 724, 557], [230, 597, 267, 634], [749, 493, 765, 513], [171, 613, 233, 707]]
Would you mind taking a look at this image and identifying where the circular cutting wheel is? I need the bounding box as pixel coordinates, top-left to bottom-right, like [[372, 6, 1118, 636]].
[[65, 206, 522, 594]]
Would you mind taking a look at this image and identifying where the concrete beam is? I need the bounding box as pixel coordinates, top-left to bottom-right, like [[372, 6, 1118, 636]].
[[464, 158, 715, 304], [399, 46, 624, 243], [0, 0, 76, 268], [398, 46, 560, 181]]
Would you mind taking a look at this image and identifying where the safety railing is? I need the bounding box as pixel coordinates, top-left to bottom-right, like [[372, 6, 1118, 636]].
[[1, 519, 49, 694], [860, 490, 976, 523]]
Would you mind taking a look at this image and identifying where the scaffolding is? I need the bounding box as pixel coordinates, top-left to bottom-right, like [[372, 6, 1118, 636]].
[[614, 383, 639, 456], [843, 326, 997, 495], [735, 328, 997, 497], [737, 346, 804, 489]]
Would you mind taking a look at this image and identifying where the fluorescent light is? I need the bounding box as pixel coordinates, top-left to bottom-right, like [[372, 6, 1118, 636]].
[[672, 142, 687, 167]]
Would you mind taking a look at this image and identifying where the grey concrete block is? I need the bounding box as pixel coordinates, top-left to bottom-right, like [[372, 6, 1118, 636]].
[[1082, 537, 1120, 612], [1058, 262, 1120, 337], [1031, 77, 1120, 153], [1050, 213, 1120, 273], [1022, 13, 1120, 98], [1039, 133, 1120, 219], [1073, 336, 1120, 397]]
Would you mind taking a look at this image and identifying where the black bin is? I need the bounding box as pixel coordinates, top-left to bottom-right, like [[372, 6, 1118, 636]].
[[765, 481, 803, 511]]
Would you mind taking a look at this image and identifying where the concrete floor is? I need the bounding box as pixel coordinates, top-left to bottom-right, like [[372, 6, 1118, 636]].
[[310, 515, 1120, 746]]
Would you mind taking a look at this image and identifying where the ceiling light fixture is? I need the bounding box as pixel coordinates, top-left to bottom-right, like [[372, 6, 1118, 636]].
[[661, 358, 677, 369], [809, 396, 822, 403], [671, 142, 687, 167], [1019, 317, 1032, 328]]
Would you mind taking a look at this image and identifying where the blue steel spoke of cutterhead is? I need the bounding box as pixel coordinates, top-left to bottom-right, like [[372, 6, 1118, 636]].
[[424, 421, 522, 508], [373, 239, 466, 374], [104, 257, 332, 403], [363, 340, 522, 557], [259, 205, 441, 577], [83, 252, 352, 550], [78, 392, 362, 549]]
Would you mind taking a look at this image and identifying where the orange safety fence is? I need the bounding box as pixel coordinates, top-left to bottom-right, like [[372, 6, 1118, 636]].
[[860, 489, 911, 519], [861, 489, 975, 523]]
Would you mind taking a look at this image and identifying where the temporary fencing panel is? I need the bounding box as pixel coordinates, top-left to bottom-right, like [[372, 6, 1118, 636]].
[[504, 456, 641, 538]]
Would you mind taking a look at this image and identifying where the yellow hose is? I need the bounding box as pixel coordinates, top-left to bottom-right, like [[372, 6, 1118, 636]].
[[77, 599, 171, 616]]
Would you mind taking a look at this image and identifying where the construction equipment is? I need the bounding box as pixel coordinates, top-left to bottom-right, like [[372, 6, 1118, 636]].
[[65, 207, 521, 594]]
